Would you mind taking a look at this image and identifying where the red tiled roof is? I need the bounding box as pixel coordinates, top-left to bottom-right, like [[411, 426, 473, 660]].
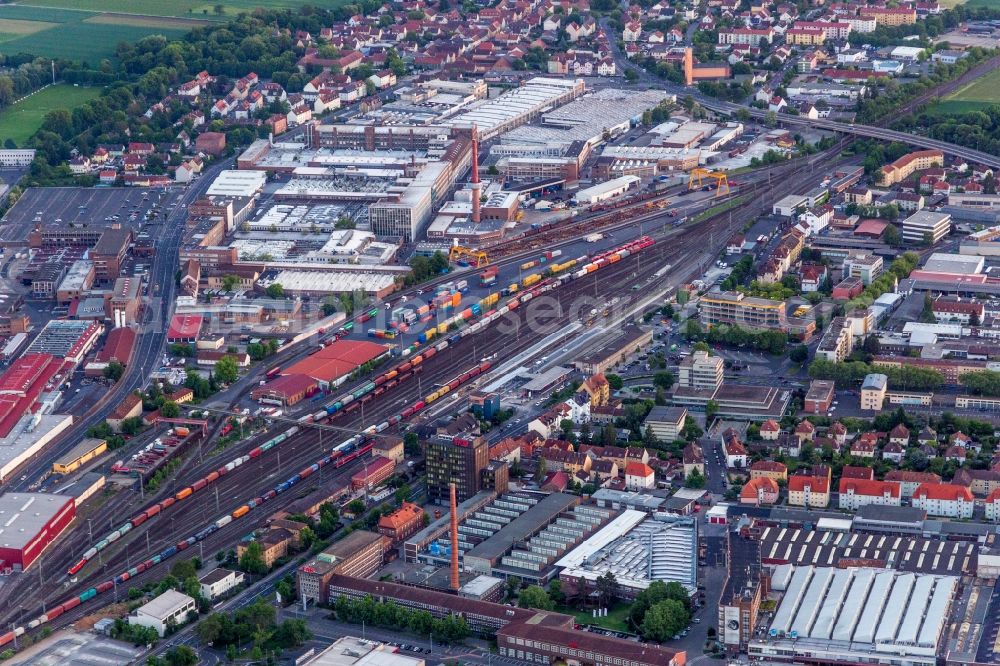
[[625, 462, 653, 477], [251, 373, 316, 400], [751, 461, 787, 473], [167, 314, 203, 340], [378, 502, 423, 532], [788, 475, 829, 493], [96, 327, 136, 365], [839, 478, 900, 498], [913, 482, 973, 502], [886, 470, 941, 483], [284, 340, 389, 383], [741, 477, 779, 499]]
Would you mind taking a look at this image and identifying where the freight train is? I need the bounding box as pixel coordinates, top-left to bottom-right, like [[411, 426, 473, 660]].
[[23, 360, 497, 652], [30, 237, 664, 650]]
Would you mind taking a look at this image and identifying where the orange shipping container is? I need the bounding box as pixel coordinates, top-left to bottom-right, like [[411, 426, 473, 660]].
[[174, 426, 190, 437], [451, 292, 462, 308], [232, 505, 250, 519]]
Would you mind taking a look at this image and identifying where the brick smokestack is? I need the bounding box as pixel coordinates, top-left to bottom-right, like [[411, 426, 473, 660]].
[[450, 482, 460, 591], [471, 125, 481, 224]]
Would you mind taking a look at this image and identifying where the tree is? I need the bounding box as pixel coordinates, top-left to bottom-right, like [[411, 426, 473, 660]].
[[595, 571, 619, 606], [685, 468, 705, 489], [641, 599, 689, 642], [120, 416, 143, 436], [104, 360, 125, 382], [214, 356, 239, 385], [164, 645, 198, 666], [265, 283, 285, 299], [171, 559, 197, 581], [705, 399, 719, 421], [789, 345, 809, 363], [518, 585, 554, 610], [548, 579, 566, 605], [601, 423, 617, 445], [213, 3, 225, 14], [238, 541, 268, 575], [684, 319, 703, 340], [534, 457, 548, 482], [161, 400, 180, 418], [624, 68, 639, 83], [221, 274, 239, 291], [653, 371, 675, 389], [606, 374, 624, 390], [883, 224, 901, 247]]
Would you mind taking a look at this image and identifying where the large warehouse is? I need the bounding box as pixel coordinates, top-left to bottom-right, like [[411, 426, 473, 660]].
[[556, 509, 697, 598], [750, 565, 957, 666], [0, 492, 76, 571], [283, 340, 391, 388]]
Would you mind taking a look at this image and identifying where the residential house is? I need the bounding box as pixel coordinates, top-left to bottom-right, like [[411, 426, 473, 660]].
[[911, 483, 974, 518], [740, 477, 779, 505], [787, 474, 830, 508], [838, 478, 901, 511], [750, 461, 787, 483]]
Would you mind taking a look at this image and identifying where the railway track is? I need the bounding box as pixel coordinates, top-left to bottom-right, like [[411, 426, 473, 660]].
[[0, 146, 840, 638]]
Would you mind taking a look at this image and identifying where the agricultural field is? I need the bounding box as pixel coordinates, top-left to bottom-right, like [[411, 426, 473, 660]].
[[5, 0, 355, 19], [936, 66, 1000, 114], [0, 83, 101, 146], [0, 5, 196, 61]]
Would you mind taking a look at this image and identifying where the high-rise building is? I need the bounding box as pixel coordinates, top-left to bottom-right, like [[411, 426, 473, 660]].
[[678, 351, 724, 391], [425, 436, 488, 503]]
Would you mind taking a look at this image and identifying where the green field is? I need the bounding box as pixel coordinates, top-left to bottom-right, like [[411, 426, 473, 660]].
[[938, 66, 1000, 113], [0, 83, 101, 146], [0, 5, 194, 61], [11, 0, 356, 19], [557, 603, 632, 633]]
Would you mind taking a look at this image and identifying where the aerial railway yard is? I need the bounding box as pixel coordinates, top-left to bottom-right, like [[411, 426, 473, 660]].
[[0, 145, 835, 643]]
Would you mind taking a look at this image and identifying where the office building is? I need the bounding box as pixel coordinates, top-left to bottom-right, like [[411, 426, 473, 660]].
[[699, 291, 787, 331], [678, 351, 724, 390], [297, 531, 391, 605], [901, 210, 951, 245], [424, 437, 488, 504], [128, 590, 197, 637]]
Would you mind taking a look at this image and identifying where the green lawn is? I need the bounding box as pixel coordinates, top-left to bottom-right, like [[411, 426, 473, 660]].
[[16, 0, 358, 19], [0, 84, 101, 146], [0, 5, 192, 60], [557, 603, 633, 633], [931, 66, 1000, 115], [690, 194, 751, 225]]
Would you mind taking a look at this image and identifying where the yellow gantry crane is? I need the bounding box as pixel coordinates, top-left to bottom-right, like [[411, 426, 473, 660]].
[[448, 245, 489, 267], [688, 168, 731, 198]]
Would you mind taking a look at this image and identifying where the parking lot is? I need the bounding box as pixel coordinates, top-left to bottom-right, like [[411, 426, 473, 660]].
[[1, 186, 175, 243]]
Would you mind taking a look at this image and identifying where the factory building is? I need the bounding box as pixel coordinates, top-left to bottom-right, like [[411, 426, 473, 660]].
[[751, 566, 956, 666], [0, 492, 76, 571], [556, 510, 697, 599]]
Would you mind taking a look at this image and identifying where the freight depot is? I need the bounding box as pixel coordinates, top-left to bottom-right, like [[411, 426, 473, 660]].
[[12, 235, 662, 648], [16, 360, 495, 653]]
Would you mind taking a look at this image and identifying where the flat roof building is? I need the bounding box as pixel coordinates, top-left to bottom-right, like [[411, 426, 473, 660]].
[[128, 590, 197, 637], [556, 510, 697, 598], [751, 566, 956, 666], [206, 169, 267, 198], [0, 492, 76, 571], [699, 290, 787, 331], [901, 210, 951, 245]]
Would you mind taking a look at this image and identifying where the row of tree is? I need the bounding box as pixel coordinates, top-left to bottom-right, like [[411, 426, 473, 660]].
[[808, 358, 944, 390], [332, 595, 471, 644]]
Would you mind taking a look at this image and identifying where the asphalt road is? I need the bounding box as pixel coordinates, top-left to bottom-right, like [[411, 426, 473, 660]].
[[6, 158, 236, 492]]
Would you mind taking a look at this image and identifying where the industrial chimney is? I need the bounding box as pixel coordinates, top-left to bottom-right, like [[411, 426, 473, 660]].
[[450, 482, 460, 591], [471, 125, 481, 224]]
